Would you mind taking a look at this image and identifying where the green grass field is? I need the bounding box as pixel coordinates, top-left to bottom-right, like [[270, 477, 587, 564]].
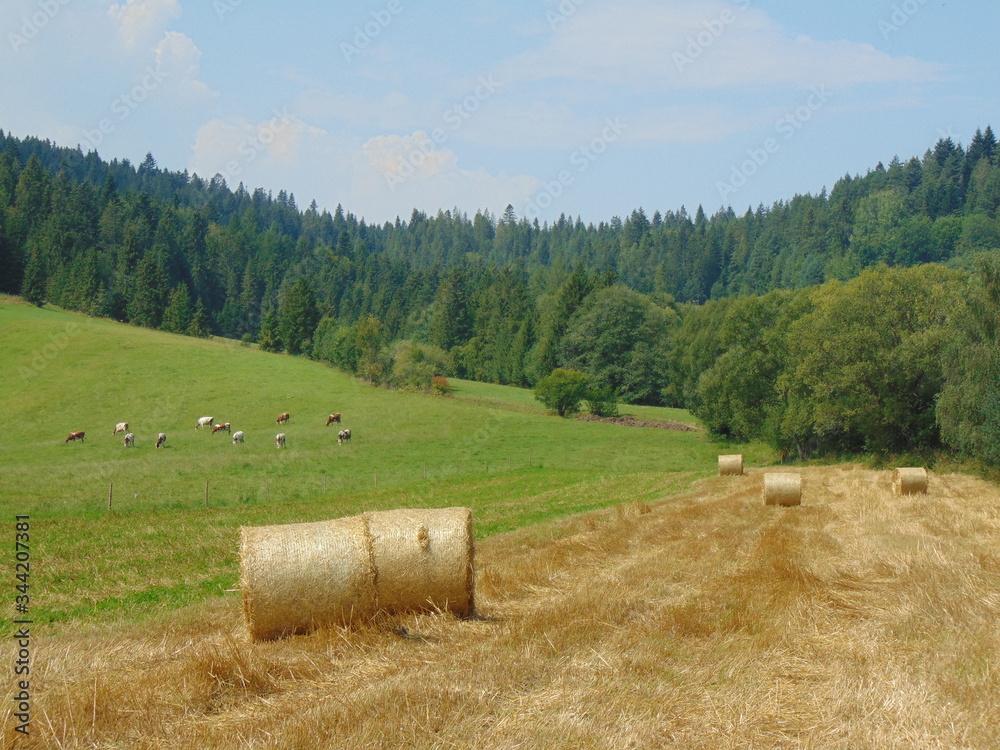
[[0, 296, 770, 627], [450, 377, 703, 426]]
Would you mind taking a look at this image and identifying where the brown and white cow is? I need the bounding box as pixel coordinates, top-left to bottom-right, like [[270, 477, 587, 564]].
[[276, 412, 290, 425], [211, 422, 231, 434], [337, 428, 351, 445], [123, 432, 135, 447], [232, 430, 245, 444], [113, 422, 129, 435], [275, 433, 286, 448], [155, 433, 167, 448], [65, 431, 85, 443], [326, 413, 341, 426], [196, 416, 214, 429]]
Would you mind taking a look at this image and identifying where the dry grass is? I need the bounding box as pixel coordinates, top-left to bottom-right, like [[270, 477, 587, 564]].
[[4, 465, 1000, 749]]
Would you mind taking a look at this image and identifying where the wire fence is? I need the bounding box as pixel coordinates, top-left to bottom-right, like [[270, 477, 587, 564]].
[[92, 450, 668, 513]]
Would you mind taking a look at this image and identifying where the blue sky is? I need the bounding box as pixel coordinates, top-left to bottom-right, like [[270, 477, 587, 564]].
[[0, 0, 994, 225]]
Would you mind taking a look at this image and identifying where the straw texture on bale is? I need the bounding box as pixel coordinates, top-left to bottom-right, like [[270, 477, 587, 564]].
[[763, 473, 802, 507], [718, 454, 744, 476], [892, 467, 928, 496], [240, 507, 474, 641]]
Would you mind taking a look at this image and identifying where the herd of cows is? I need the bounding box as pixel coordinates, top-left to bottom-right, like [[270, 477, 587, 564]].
[[63, 413, 352, 450]]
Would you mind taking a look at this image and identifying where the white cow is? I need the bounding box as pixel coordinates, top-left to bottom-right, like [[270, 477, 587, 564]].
[[196, 416, 214, 429], [232, 430, 245, 444], [113, 422, 129, 435], [338, 428, 352, 445], [275, 433, 286, 449], [155, 433, 167, 448], [123, 432, 135, 447]]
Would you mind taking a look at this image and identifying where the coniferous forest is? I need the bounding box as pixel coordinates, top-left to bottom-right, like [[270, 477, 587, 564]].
[[4, 127, 1000, 463]]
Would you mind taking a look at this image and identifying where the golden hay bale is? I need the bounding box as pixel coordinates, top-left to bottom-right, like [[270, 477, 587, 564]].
[[892, 467, 928, 496], [762, 473, 802, 507], [718, 454, 744, 476], [240, 507, 474, 641], [240, 515, 376, 641], [367, 507, 475, 617]]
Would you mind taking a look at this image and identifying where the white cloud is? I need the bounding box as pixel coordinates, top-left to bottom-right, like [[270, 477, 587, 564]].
[[506, 0, 944, 91], [154, 31, 215, 100], [189, 114, 335, 195], [108, 0, 181, 50], [347, 131, 539, 221]]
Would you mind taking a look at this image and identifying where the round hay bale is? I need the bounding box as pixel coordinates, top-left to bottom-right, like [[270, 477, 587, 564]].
[[763, 473, 802, 507], [240, 514, 376, 641], [891, 467, 928, 496], [718, 454, 744, 476], [366, 507, 475, 618], [240, 507, 474, 641]]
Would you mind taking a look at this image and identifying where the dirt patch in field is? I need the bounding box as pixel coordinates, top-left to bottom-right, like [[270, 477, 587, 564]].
[[575, 414, 702, 431]]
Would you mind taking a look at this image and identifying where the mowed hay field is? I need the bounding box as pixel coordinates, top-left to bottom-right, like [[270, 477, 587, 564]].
[[5, 465, 999, 749]]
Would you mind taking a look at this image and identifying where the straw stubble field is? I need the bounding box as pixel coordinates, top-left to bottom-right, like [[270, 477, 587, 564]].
[[8, 465, 1000, 749]]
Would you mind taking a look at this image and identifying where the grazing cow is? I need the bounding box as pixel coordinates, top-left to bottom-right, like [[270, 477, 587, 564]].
[[123, 432, 135, 448], [65, 431, 85, 443], [276, 412, 290, 425], [337, 428, 352, 445], [113, 422, 129, 435], [232, 430, 245, 444], [156, 433, 167, 449], [212, 422, 231, 434], [196, 416, 214, 429], [275, 433, 286, 448], [326, 413, 341, 426]]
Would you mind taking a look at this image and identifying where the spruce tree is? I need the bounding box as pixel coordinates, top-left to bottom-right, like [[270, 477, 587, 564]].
[[429, 269, 472, 350], [279, 278, 320, 355], [257, 307, 282, 352], [187, 299, 211, 338], [127, 250, 168, 328], [161, 284, 193, 333], [20, 246, 46, 306]]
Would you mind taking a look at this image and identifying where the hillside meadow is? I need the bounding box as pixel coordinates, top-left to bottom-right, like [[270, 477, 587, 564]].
[[0, 296, 763, 626]]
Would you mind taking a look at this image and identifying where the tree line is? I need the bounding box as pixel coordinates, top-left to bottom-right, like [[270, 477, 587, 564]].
[[2, 127, 1000, 462]]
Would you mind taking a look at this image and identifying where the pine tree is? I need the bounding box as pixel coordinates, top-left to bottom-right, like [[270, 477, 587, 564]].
[[429, 269, 473, 350], [187, 299, 211, 338], [20, 246, 46, 306], [14, 155, 49, 222], [127, 250, 168, 328], [138, 152, 158, 176], [257, 307, 283, 352], [161, 284, 193, 333], [279, 278, 321, 355]]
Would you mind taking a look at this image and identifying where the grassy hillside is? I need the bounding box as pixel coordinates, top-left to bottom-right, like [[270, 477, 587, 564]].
[[0, 297, 766, 625], [14, 465, 1000, 749]]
